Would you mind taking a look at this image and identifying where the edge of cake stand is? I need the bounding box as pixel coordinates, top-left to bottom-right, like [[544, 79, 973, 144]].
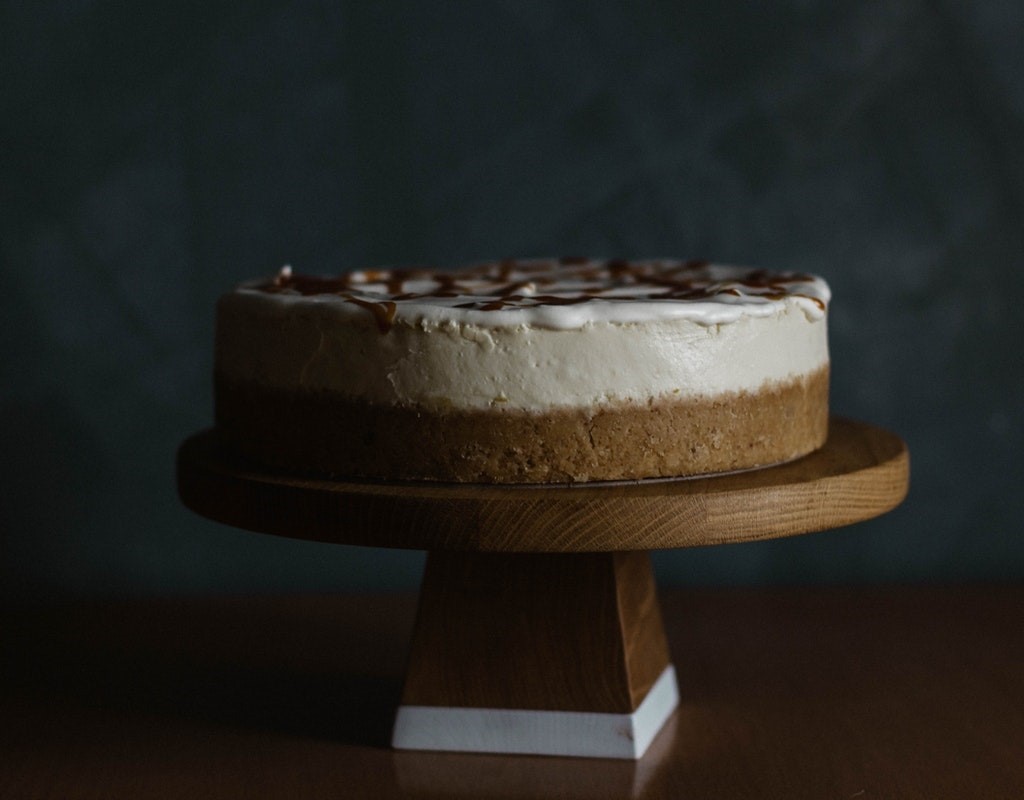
[[176, 417, 909, 552]]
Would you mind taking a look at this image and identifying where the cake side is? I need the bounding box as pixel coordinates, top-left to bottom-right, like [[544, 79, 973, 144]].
[[214, 294, 828, 411], [215, 367, 828, 483], [213, 258, 831, 483]]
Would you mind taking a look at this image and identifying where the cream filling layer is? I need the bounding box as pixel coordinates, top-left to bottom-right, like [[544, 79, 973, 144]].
[[216, 294, 828, 411]]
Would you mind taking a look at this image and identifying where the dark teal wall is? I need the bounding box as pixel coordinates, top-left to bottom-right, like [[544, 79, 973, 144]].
[[3, 2, 1022, 597]]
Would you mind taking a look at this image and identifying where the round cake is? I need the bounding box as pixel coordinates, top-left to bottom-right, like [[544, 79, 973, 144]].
[[214, 257, 830, 483]]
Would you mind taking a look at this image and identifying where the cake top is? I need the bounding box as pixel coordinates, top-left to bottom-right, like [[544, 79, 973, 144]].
[[242, 258, 829, 332]]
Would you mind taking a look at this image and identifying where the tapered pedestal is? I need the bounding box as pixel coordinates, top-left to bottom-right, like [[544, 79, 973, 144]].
[[393, 551, 677, 758]]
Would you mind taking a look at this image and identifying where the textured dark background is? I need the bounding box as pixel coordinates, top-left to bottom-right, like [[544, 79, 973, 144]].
[[3, 1, 1022, 598]]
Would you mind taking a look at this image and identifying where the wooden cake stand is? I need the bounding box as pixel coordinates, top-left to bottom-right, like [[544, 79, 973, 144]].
[[177, 417, 908, 760]]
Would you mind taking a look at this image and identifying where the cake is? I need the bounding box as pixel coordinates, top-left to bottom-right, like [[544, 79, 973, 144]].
[[214, 258, 830, 483]]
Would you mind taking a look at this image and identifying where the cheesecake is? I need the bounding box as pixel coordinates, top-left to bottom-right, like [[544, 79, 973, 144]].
[[214, 258, 830, 483]]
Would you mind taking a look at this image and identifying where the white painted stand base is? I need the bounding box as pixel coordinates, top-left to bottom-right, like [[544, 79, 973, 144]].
[[392, 664, 679, 760]]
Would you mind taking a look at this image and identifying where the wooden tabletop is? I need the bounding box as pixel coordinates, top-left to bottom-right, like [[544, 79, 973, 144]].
[[2, 586, 1022, 799]]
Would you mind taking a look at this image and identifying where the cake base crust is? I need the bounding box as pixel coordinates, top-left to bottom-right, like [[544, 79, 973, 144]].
[[214, 367, 828, 484]]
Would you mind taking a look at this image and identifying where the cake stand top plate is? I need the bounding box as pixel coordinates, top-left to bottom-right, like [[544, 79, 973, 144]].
[[176, 417, 908, 553]]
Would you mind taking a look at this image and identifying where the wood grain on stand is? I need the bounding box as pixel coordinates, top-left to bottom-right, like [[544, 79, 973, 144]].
[[401, 551, 670, 712], [177, 417, 909, 553]]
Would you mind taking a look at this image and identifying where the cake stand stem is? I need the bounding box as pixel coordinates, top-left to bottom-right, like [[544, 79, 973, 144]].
[[392, 551, 679, 759]]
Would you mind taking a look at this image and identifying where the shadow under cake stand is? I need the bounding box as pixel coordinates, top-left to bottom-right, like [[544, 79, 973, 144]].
[[177, 417, 908, 760]]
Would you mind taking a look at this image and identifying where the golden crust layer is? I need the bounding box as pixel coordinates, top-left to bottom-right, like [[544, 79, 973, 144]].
[[214, 367, 829, 484]]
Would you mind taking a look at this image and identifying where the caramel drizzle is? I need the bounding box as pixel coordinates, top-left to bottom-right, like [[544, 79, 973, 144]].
[[260, 258, 824, 332], [343, 295, 397, 333]]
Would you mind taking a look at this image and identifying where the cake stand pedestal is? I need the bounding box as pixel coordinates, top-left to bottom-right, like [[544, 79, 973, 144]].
[[177, 417, 908, 760]]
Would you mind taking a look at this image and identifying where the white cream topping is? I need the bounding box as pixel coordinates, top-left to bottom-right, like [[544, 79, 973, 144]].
[[216, 260, 830, 411], [236, 259, 829, 329]]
